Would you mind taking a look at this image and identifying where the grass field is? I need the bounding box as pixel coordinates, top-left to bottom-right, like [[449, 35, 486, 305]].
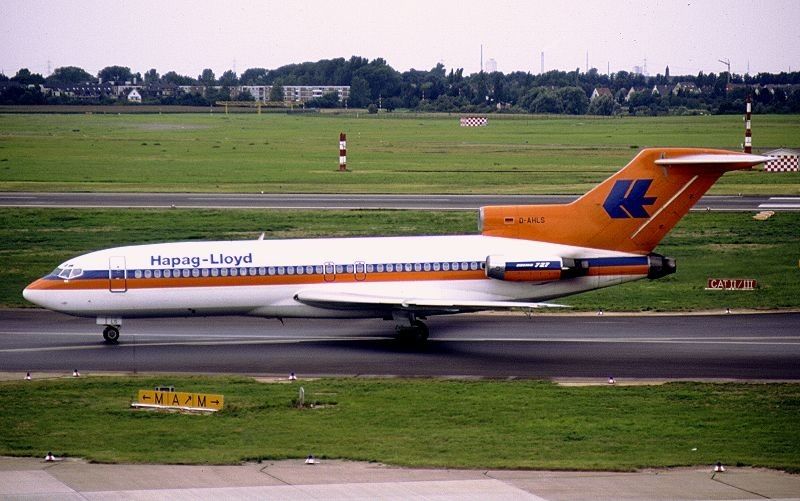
[[3, 208, 798, 310], [1, 113, 798, 194], [1, 376, 798, 470]]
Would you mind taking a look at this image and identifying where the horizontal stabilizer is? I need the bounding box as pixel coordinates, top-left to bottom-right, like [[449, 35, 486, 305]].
[[294, 290, 567, 313], [655, 153, 770, 167]]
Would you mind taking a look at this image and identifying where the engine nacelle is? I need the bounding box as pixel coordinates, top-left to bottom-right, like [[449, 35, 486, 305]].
[[485, 255, 576, 282]]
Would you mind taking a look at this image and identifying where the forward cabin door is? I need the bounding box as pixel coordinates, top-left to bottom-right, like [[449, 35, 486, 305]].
[[109, 256, 127, 292]]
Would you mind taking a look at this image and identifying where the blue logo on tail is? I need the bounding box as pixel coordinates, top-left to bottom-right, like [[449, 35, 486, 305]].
[[603, 179, 656, 218]]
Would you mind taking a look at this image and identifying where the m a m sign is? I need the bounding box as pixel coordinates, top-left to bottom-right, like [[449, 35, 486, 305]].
[[136, 390, 224, 411]]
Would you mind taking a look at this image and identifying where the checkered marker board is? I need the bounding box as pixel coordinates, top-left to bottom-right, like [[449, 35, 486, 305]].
[[764, 155, 799, 172], [460, 116, 488, 127]]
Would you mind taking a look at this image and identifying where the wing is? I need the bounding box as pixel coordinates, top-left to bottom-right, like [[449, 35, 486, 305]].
[[293, 290, 567, 315]]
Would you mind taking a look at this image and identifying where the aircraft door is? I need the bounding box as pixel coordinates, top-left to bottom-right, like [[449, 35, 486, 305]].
[[323, 261, 335, 282], [354, 261, 366, 281], [109, 256, 127, 292]]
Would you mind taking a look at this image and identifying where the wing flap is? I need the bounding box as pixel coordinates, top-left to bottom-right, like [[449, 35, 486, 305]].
[[293, 290, 567, 313]]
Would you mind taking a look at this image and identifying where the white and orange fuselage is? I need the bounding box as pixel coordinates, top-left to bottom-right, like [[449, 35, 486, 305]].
[[23, 148, 769, 341]]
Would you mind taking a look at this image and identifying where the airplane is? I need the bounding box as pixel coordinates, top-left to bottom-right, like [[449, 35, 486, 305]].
[[23, 147, 768, 343]]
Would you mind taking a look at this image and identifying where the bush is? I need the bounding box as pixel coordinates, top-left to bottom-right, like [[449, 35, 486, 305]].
[[367, 103, 378, 114]]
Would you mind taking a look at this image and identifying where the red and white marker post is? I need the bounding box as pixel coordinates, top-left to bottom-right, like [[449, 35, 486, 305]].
[[744, 96, 752, 153], [338, 132, 347, 171]]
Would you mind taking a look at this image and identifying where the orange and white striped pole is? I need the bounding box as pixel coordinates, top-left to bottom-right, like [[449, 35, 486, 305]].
[[744, 96, 752, 153], [339, 132, 347, 171]]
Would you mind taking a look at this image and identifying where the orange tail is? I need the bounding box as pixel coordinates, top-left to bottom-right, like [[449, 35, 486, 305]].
[[480, 148, 768, 254]]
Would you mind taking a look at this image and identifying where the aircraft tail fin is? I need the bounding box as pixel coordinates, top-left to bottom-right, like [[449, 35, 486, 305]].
[[480, 148, 768, 254]]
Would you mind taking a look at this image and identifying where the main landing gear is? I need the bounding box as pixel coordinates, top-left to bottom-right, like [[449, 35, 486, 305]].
[[394, 315, 429, 344], [102, 325, 120, 343]]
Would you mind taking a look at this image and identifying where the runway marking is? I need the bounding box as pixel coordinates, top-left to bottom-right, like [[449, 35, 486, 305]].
[[758, 204, 800, 209], [2, 336, 799, 354]]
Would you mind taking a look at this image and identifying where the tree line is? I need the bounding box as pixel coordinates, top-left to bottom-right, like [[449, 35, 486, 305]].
[[2, 56, 800, 115]]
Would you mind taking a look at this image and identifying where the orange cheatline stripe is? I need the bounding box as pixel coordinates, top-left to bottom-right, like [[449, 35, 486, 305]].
[[28, 265, 650, 292]]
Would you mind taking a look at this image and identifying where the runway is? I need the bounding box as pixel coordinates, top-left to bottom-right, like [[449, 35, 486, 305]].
[[2, 310, 798, 379], [2, 192, 799, 211]]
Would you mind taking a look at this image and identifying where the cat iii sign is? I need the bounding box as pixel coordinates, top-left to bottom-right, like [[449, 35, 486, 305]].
[[706, 278, 758, 291]]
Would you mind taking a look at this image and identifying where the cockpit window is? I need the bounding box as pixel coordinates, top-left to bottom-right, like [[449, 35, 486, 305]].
[[57, 267, 83, 280]]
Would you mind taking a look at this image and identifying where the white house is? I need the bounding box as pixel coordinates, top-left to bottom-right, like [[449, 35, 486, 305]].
[[127, 89, 142, 103]]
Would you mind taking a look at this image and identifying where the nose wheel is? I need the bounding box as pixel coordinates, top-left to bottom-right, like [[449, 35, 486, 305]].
[[102, 326, 120, 343]]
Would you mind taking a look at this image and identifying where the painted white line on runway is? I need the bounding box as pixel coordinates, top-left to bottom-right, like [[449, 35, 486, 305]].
[[3, 336, 799, 353], [769, 197, 800, 200], [757, 204, 800, 209]]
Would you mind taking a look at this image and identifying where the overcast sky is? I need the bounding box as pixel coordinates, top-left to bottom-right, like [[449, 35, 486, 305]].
[[2, 0, 798, 79]]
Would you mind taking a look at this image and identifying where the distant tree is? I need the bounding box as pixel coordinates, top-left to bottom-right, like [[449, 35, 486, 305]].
[[367, 103, 378, 114], [348, 75, 370, 107], [588, 94, 615, 115], [143, 68, 159, 84], [219, 70, 238, 87], [0, 73, 8, 82], [11, 68, 45, 85], [306, 91, 340, 108], [0, 85, 46, 104], [664, 65, 670, 81], [198, 68, 216, 86], [240, 67, 268, 85], [162, 71, 195, 86], [46, 66, 95, 85], [531, 89, 562, 113], [269, 82, 284, 102], [558, 86, 589, 114], [98, 65, 133, 83], [234, 89, 255, 101]]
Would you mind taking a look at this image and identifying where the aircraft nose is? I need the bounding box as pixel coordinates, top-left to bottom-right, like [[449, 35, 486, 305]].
[[22, 279, 46, 307]]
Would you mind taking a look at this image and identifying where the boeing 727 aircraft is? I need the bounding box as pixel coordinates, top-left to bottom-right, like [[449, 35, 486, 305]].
[[23, 148, 768, 343]]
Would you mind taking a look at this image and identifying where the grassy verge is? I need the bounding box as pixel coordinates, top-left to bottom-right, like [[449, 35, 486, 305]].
[[3, 208, 799, 310], [1, 113, 798, 194], [1, 376, 798, 470]]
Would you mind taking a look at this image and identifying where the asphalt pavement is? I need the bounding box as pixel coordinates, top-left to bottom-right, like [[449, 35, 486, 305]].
[[2, 309, 798, 379]]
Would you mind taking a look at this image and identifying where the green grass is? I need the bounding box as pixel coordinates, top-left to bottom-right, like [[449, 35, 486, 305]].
[[3, 208, 798, 310], [1, 113, 798, 194], [1, 376, 798, 470]]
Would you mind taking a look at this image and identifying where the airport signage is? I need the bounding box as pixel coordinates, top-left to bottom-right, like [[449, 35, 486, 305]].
[[136, 390, 224, 411], [705, 278, 758, 291]]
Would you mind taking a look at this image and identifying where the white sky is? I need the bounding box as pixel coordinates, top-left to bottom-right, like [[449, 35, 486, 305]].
[[2, 0, 798, 78]]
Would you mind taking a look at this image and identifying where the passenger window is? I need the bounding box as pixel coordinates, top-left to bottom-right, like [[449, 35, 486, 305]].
[[249, 267, 257, 276], [268, 267, 276, 275], [377, 264, 384, 272], [296, 266, 304, 275], [335, 265, 343, 274], [134, 270, 142, 279], [470, 262, 478, 271], [278, 266, 285, 275], [433, 262, 441, 271], [191, 269, 200, 277], [258, 267, 266, 275], [201, 269, 209, 277], [164, 269, 172, 278], [211, 268, 219, 277], [240, 268, 248, 276], [220, 268, 228, 277], [404, 263, 412, 272], [230, 268, 238, 276], [154, 269, 162, 278], [443, 262, 451, 271], [306, 266, 314, 274], [182, 269, 190, 278], [423, 263, 431, 271], [346, 265, 354, 273], [366, 264, 374, 273], [315, 265, 323, 274], [287, 266, 295, 275], [144, 269, 152, 279]]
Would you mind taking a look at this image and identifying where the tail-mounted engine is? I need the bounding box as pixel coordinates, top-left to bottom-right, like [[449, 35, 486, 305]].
[[485, 253, 675, 282]]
